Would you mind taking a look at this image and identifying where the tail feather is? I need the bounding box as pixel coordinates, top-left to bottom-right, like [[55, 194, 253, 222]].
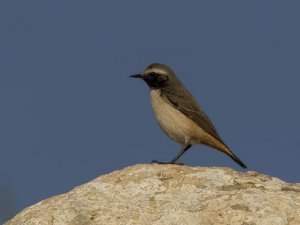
[[203, 135, 247, 169], [213, 142, 247, 169], [228, 152, 247, 169]]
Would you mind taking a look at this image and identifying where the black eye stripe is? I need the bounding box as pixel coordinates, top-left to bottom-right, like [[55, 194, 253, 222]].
[[143, 72, 169, 89]]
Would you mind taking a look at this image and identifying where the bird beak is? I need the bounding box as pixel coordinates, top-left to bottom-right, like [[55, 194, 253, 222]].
[[129, 74, 142, 78]]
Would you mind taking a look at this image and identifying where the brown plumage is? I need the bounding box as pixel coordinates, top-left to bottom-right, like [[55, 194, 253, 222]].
[[130, 63, 247, 168]]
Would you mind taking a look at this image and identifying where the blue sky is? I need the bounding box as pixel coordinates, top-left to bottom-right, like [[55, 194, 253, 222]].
[[1, 1, 300, 222]]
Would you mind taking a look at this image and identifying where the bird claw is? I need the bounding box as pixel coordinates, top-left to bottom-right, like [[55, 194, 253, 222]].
[[151, 160, 186, 166]]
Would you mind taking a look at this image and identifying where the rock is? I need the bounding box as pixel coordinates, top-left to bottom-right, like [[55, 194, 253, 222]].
[[4, 164, 300, 225]]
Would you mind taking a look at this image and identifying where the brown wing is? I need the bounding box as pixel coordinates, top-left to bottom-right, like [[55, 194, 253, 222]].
[[161, 85, 247, 169], [161, 85, 226, 146]]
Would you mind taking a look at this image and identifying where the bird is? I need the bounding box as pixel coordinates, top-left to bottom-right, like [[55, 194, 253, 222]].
[[130, 63, 247, 169]]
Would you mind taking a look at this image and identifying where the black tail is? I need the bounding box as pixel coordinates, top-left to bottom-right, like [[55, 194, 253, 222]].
[[217, 141, 247, 169], [228, 152, 247, 169], [207, 139, 247, 169]]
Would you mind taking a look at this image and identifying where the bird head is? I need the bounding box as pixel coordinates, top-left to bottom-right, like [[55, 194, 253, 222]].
[[130, 63, 175, 89]]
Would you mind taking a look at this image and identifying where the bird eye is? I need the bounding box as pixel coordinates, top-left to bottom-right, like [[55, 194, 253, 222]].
[[150, 72, 156, 76]]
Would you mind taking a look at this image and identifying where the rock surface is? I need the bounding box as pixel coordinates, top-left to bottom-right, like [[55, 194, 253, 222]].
[[5, 164, 300, 225]]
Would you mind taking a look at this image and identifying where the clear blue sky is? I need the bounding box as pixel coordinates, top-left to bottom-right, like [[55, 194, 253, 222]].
[[1, 1, 299, 222]]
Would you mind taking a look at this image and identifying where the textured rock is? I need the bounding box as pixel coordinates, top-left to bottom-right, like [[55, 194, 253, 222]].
[[5, 164, 300, 225]]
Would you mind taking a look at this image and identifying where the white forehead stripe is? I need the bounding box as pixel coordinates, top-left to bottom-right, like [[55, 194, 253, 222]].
[[145, 67, 168, 75]]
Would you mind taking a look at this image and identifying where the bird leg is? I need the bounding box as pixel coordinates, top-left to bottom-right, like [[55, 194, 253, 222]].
[[151, 144, 192, 165]]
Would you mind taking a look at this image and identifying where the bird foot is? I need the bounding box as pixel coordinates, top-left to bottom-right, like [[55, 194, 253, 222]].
[[151, 160, 186, 166]]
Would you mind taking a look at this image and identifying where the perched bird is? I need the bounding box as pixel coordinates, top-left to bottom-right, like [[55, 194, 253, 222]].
[[130, 63, 247, 168]]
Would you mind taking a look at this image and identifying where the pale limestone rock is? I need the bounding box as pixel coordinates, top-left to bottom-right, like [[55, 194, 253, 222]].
[[5, 164, 300, 225]]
